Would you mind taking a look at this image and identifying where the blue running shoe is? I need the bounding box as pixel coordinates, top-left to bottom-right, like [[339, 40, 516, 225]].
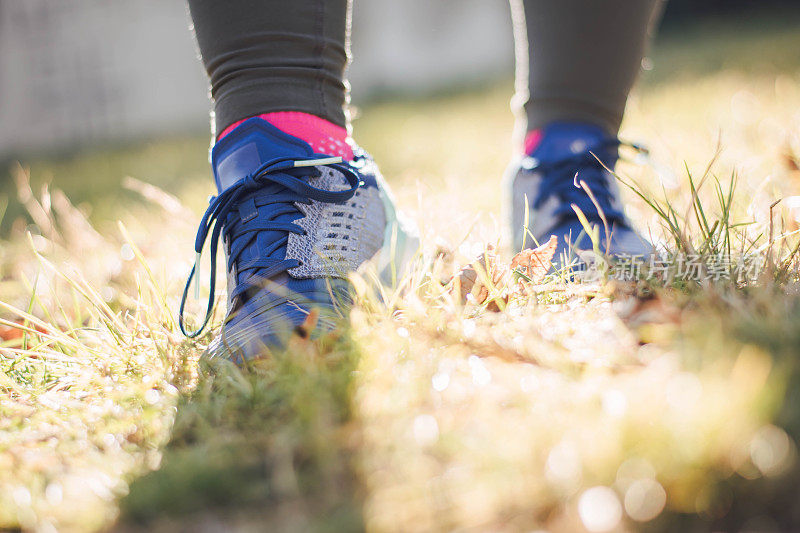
[[504, 122, 652, 263], [179, 117, 416, 362]]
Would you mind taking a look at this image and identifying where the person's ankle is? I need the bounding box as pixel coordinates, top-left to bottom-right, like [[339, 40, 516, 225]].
[[524, 121, 614, 158], [218, 112, 354, 161]]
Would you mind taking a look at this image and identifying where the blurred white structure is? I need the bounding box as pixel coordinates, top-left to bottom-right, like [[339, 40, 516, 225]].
[[0, 0, 513, 156]]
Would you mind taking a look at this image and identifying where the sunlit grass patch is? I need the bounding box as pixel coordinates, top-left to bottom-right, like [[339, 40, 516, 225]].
[[346, 199, 798, 531], [122, 332, 364, 532], [4, 120, 800, 533], [0, 169, 198, 531], [2, 17, 800, 532]]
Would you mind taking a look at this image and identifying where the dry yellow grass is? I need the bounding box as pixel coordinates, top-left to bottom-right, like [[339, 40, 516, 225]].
[[2, 15, 800, 532]]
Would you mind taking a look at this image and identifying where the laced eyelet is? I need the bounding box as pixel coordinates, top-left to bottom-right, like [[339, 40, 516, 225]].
[[181, 154, 362, 338]]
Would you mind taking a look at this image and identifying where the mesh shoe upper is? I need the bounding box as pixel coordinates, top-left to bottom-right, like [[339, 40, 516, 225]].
[[179, 118, 393, 362], [506, 122, 652, 261]]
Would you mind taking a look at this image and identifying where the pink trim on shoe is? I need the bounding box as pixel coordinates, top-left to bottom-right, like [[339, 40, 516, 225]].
[[218, 112, 354, 160], [524, 129, 544, 156]]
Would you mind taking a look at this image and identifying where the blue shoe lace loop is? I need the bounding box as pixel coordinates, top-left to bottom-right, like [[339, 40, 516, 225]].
[[530, 138, 646, 225], [179, 155, 360, 338]]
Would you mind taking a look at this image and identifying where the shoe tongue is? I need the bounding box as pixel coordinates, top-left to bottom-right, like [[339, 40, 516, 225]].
[[527, 122, 609, 162], [212, 117, 314, 193], [527, 122, 625, 227], [211, 117, 317, 295]]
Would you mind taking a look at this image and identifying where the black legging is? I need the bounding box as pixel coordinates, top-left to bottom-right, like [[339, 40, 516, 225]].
[[188, 0, 664, 136]]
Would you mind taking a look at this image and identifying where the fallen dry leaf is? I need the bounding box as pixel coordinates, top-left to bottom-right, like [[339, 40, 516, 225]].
[[611, 282, 683, 336], [510, 235, 558, 283], [453, 245, 505, 306], [0, 323, 24, 342], [293, 308, 320, 339], [782, 142, 799, 172], [0, 320, 49, 343], [450, 237, 558, 310]]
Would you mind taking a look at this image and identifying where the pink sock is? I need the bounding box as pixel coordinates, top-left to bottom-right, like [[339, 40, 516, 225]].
[[218, 112, 354, 161], [524, 129, 544, 155]]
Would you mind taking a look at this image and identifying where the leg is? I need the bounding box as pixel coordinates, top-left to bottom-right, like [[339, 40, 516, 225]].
[[181, 1, 416, 361], [513, 0, 664, 137], [506, 0, 664, 257], [188, 0, 350, 135]]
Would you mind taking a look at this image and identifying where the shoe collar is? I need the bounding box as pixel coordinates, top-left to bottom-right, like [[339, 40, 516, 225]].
[[212, 117, 315, 193], [525, 121, 612, 163]]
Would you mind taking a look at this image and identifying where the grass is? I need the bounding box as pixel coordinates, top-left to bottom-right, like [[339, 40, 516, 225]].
[[3, 14, 800, 532]]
